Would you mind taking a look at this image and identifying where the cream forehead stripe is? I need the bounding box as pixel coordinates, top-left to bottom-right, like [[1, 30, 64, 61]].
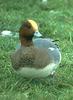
[[28, 20, 38, 31]]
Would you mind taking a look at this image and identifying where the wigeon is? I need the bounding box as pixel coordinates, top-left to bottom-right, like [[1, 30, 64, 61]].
[[11, 19, 61, 78]]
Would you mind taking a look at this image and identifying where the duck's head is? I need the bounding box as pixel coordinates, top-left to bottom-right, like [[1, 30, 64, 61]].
[[19, 19, 42, 46]]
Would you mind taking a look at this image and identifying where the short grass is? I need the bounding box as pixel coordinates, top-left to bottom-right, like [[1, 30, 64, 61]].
[[0, 0, 73, 99]]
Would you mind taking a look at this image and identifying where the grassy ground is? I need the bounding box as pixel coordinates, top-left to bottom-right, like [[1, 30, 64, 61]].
[[0, 0, 73, 99]]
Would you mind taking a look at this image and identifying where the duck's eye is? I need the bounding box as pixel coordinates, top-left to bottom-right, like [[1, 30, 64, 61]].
[[26, 24, 31, 29], [21, 21, 31, 29], [24, 22, 31, 29]]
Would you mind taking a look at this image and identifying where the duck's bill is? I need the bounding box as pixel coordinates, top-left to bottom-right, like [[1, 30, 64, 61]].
[[34, 31, 42, 37]]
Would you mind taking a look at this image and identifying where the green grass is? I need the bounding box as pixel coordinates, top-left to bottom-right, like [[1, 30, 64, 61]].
[[0, 0, 73, 99]]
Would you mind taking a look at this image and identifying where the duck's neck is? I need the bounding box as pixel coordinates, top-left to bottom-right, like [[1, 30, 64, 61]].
[[20, 38, 33, 47]]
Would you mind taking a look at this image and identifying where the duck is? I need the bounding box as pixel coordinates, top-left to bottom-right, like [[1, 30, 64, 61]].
[[11, 19, 61, 78]]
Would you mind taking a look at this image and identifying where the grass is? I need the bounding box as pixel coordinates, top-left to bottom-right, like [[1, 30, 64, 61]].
[[0, 0, 73, 99]]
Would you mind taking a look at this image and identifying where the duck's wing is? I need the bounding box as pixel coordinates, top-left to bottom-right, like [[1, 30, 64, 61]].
[[33, 38, 61, 64], [33, 38, 58, 48]]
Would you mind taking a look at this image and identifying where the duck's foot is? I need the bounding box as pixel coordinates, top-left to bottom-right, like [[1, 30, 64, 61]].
[[49, 71, 55, 77]]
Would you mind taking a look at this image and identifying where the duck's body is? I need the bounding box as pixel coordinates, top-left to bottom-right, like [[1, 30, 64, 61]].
[[11, 46, 54, 77], [11, 20, 61, 78]]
